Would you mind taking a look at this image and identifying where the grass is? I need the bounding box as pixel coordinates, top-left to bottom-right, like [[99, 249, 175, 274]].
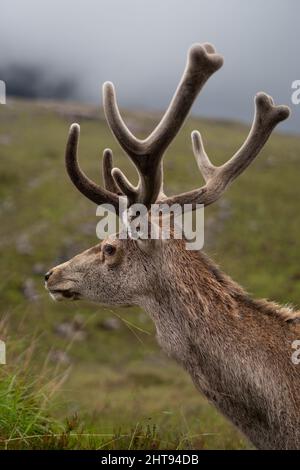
[[0, 97, 299, 449], [0, 319, 208, 450]]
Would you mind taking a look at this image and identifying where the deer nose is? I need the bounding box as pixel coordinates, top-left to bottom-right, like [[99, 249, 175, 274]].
[[45, 270, 53, 282]]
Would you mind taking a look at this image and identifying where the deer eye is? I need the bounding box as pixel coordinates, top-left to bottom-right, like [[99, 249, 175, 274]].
[[103, 244, 116, 256]]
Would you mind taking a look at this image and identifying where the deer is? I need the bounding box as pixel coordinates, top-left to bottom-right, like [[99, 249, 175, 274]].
[[45, 43, 300, 450]]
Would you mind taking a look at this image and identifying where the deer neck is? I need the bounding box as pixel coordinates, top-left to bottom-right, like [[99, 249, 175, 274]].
[[140, 244, 300, 449]]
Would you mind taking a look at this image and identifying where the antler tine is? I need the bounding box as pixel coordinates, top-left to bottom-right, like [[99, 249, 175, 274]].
[[160, 92, 290, 209], [191, 130, 216, 182], [65, 124, 119, 211], [103, 82, 143, 156], [103, 43, 223, 159], [102, 148, 122, 194], [103, 43, 223, 208], [145, 43, 223, 157], [220, 93, 290, 183], [103, 82, 164, 208], [111, 167, 137, 202]]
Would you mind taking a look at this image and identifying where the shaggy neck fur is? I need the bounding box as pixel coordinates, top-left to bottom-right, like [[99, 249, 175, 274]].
[[140, 240, 300, 449]]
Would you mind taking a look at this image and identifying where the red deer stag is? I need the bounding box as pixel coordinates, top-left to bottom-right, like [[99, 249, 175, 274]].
[[45, 43, 300, 449]]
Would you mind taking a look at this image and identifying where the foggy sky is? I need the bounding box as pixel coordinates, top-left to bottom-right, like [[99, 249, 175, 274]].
[[1, 0, 299, 132]]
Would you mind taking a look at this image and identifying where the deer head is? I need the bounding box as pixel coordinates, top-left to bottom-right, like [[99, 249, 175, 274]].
[[45, 43, 290, 306]]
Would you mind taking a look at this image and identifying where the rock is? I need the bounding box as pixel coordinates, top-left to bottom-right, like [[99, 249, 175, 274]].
[[49, 349, 71, 365], [0, 134, 12, 145], [99, 317, 121, 331], [16, 234, 33, 255], [0, 197, 14, 213], [22, 278, 38, 301], [32, 262, 46, 275], [73, 314, 85, 329], [55, 322, 74, 338], [54, 315, 87, 341]]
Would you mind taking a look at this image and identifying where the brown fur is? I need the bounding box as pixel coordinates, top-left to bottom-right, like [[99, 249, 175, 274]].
[[46, 237, 300, 449]]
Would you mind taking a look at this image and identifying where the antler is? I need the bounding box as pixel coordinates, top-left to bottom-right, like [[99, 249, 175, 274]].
[[65, 43, 223, 213], [102, 148, 123, 195], [65, 124, 120, 210], [65, 43, 290, 216], [103, 43, 223, 208], [159, 92, 290, 209]]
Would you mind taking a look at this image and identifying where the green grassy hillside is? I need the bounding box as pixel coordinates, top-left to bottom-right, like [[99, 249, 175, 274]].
[[0, 98, 299, 449]]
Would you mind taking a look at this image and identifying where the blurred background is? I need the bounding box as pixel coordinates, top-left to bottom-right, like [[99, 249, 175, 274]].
[[0, 0, 299, 450]]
